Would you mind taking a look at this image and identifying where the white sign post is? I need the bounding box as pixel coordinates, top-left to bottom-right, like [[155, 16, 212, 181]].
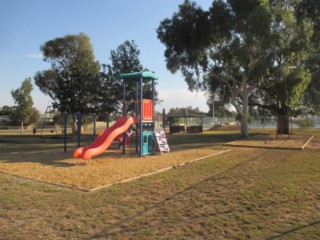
[[154, 129, 170, 155]]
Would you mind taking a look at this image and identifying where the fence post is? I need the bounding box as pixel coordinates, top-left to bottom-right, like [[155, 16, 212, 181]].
[[93, 113, 96, 141]]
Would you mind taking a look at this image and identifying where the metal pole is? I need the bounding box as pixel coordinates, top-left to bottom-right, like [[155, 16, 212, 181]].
[[162, 108, 166, 132], [140, 76, 143, 156], [151, 79, 155, 152], [135, 80, 139, 154], [77, 112, 81, 148], [63, 112, 67, 152], [93, 113, 96, 141], [212, 100, 215, 125], [122, 79, 126, 155], [123, 79, 126, 117]]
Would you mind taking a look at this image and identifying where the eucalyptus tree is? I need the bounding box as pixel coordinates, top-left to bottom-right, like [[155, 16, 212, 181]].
[[157, 0, 273, 137], [157, 0, 313, 136], [34, 33, 101, 114], [251, 0, 313, 134], [295, 0, 320, 115]]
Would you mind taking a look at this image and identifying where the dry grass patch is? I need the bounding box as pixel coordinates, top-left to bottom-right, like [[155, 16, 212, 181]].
[[224, 134, 313, 150], [0, 133, 319, 239]]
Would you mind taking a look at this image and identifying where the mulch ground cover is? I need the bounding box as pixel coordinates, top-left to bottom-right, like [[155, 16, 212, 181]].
[[0, 144, 228, 190], [0, 133, 313, 191]]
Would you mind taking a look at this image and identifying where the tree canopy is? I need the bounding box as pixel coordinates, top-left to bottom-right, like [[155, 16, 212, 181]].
[[101, 40, 156, 113], [101, 40, 144, 113], [157, 0, 273, 137], [295, 0, 320, 115], [10, 78, 34, 131], [249, 0, 313, 133], [157, 0, 314, 136], [34, 33, 101, 114]]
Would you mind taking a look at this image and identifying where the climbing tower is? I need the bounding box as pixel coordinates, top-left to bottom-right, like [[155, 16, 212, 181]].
[[119, 71, 157, 156]]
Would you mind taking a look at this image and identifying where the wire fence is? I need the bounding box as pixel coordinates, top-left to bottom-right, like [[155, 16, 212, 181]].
[[1, 116, 320, 133], [161, 116, 320, 130]]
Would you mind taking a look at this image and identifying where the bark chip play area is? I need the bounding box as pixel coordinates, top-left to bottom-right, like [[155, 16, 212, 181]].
[[0, 146, 228, 191]]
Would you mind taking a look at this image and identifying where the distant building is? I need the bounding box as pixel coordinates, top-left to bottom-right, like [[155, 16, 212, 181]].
[[0, 115, 10, 123]]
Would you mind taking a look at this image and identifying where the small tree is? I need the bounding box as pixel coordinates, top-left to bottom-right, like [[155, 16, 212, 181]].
[[26, 107, 41, 126], [11, 78, 34, 132], [296, 117, 315, 131]]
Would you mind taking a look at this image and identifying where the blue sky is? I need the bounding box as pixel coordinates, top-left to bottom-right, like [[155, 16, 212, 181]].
[[0, 0, 212, 113]]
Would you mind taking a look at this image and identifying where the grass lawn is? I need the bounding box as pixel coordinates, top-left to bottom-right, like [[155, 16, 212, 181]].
[[0, 130, 319, 239]]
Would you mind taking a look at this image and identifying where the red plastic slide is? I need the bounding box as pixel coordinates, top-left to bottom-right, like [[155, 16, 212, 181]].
[[73, 116, 137, 160]]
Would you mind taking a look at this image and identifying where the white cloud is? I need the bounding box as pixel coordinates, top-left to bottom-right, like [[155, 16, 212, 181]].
[[25, 53, 43, 59], [156, 89, 209, 112]]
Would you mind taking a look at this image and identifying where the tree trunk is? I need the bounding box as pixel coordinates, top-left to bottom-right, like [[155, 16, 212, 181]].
[[277, 114, 290, 134], [241, 115, 249, 137], [72, 115, 84, 134], [72, 120, 77, 134], [240, 90, 249, 138], [21, 122, 24, 133]]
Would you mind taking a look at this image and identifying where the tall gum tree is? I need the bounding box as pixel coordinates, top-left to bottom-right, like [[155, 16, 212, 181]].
[[157, 0, 273, 137], [296, 0, 320, 115], [251, 0, 313, 134], [158, 0, 313, 136], [34, 33, 101, 114]]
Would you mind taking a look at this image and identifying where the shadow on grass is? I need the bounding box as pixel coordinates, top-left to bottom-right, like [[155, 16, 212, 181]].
[[0, 150, 76, 167], [0, 132, 241, 168], [167, 132, 241, 151], [0, 135, 79, 167], [266, 220, 320, 239]]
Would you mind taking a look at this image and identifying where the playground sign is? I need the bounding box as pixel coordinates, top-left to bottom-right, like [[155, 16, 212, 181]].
[[154, 129, 170, 154]]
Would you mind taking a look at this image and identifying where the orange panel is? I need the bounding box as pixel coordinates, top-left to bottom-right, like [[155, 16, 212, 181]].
[[142, 99, 153, 121]]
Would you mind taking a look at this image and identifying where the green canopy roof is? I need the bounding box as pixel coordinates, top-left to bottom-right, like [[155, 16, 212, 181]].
[[119, 71, 158, 80], [166, 108, 207, 118]]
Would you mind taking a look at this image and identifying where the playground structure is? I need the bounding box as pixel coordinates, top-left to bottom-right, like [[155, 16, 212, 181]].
[[34, 106, 57, 135], [63, 112, 110, 152], [73, 71, 159, 161]]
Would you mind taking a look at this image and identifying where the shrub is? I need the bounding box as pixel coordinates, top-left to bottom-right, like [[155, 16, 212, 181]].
[[296, 118, 315, 130]]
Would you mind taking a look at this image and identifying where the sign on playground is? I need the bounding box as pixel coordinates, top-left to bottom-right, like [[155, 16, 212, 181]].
[[154, 129, 170, 154]]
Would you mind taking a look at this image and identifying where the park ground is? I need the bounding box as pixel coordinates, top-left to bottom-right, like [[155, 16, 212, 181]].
[[0, 129, 319, 239]]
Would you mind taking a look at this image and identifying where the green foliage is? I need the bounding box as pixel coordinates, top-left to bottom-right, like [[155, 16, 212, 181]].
[[25, 107, 41, 126], [251, 0, 313, 133], [208, 101, 236, 118], [295, 117, 315, 130], [101, 40, 156, 114], [157, 0, 273, 137], [235, 113, 254, 124], [296, 0, 320, 35], [157, 0, 317, 137], [0, 106, 15, 116], [34, 33, 101, 114], [10, 78, 34, 127], [8, 107, 41, 126], [101, 40, 145, 113], [52, 111, 63, 125]]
